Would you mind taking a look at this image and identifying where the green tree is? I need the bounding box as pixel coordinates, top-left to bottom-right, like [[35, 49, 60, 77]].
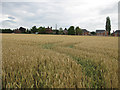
[[31, 26, 38, 33], [75, 26, 82, 35], [56, 30, 59, 34], [19, 27, 26, 33], [105, 16, 111, 35], [38, 27, 46, 34], [90, 31, 96, 35], [59, 28, 64, 35], [68, 26, 75, 35], [1, 29, 13, 33], [26, 29, 29, 34]]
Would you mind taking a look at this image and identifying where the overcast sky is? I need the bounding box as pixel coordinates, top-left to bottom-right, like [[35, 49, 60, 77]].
[[0, 0, 119, 32]]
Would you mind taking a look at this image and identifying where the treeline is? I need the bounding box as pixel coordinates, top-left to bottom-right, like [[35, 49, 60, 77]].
[[0, 16, 111, 36], [29, 26, 84, 35], [0, 26, 96, 35], [0, 29, 13, 33], [0, 26, 83, 35]]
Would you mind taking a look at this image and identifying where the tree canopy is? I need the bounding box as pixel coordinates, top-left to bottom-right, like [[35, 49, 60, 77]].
[[105, 16, 111, 35], [75, 27, 82, 35], [38, 27, 46, 34], [31, 26, 38, 33], [68, 26, 75, 35], [59, 28, 64, 35], [0, 29, 13, 33]]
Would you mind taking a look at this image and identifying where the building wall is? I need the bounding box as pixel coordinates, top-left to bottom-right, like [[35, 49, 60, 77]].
[[114, 32, 120, 36], [46, 28, 53, 34], [96, 31, 108, 36], [82, 32, 89, 35], [63, 30, 68, 35], [14, 30, 21, 33]]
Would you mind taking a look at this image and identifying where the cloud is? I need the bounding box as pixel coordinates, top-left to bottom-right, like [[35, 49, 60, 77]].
[[99, 2, 118, 15], [8, 16, 15, 20], [118, 1, 120, 30], [1, 0, 119, 31]]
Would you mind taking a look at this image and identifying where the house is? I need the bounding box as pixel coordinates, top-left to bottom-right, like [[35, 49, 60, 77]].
[[45, 27, 53, 34], [82, 29, 89, 35], [19, 27, 26, 33], [14, 27, 26, 33], [113, 30, 120, 36], [52, 30, 59, 34], [63, 28, 68, 35], [14, 29, 21, 33], [96, 30, 108, 36]]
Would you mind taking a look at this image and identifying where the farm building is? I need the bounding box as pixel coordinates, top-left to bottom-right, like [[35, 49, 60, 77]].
[[96, 30, 108, 36], [113, 30, 120, 36], [82, 29, 89, 35]]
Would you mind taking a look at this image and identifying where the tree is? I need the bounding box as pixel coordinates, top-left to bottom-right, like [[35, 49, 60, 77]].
[[56, 30, 59, 34], [19, 27, 26, 33], [38, 26, 46, 34], [31, 26, 38, 33], [90, 31, 96, 35], [75, 27, 82, 35], [68, 26, 75, 35], [1, 29, 13, 33], [105, 16, 111, 35], [26, 29, 29, 33], [59, 28, 63, 35], [26, 29, 31, 34]]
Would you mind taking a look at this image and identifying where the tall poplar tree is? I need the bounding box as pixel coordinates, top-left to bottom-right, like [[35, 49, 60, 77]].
[[105, 16, 111, 35]]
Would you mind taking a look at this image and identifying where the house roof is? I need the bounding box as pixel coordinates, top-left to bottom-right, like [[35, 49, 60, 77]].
[[52, 30, 59, 32], [82, 29, 89, 32], [96, 30, 105, 33], [114, 30, 120, 33]]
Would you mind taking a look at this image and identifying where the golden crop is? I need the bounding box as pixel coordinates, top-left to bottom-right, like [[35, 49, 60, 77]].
[[2, 34, 118, 88]]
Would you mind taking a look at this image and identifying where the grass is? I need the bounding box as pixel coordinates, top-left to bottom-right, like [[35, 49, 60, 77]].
[[2, 34, 118, 88], [43, 43, 54, 49], [74, 57, 106, 88], [68, 45, 74, 48]]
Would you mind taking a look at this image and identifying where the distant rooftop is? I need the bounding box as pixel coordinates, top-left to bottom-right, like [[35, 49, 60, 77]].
[[114, 30, 120, 33], [96, 30, 105, 32], [82, 29, 89, 32]]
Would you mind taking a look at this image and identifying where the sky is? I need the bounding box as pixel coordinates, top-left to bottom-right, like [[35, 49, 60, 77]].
[[118, 2, 120, 30], [0, 0, 119, 32]]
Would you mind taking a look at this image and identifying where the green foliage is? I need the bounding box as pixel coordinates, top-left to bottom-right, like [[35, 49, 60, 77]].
[[59, 28, 64, 35], [69, 45, 74, 48], [19, 27, 26, 33], [68, 26, 75, 35], [105, 16, 111, 35], [0, 29, 13, 33], [74, 57, 106, 88], [90, 31, 96, 35], [38, 27, 46, 34], [31, 26, 38, 33], [26, 29, 31, 34], [75, 27, 82, 35], [56, 30, 59, 34]]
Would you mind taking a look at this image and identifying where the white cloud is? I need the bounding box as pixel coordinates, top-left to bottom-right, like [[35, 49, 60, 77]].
[[1, 0, 119, 31]]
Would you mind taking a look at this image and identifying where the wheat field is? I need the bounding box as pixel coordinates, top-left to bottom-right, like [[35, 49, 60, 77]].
[[2, 34, 118, 88]]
